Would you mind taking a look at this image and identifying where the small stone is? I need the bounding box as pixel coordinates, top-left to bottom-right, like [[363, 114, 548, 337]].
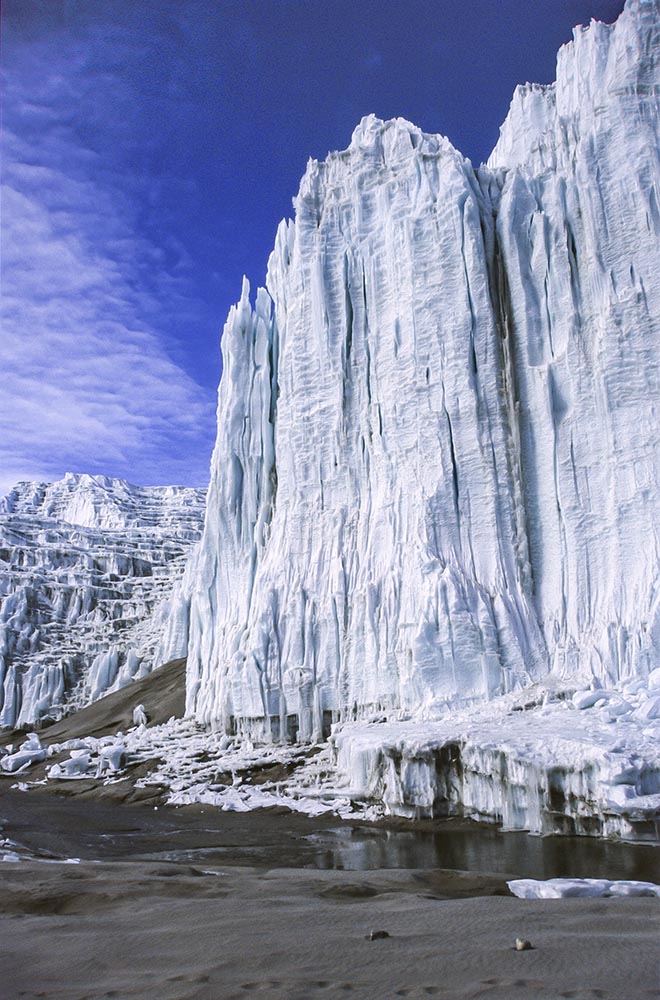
[[368, 930, 390, 941], [514, 938, 533, 951]]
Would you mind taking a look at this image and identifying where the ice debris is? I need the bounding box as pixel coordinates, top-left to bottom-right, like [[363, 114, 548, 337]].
[[6, 675, 660, 840], [508, 878, 660, 899], [0, 734, 46, 773]]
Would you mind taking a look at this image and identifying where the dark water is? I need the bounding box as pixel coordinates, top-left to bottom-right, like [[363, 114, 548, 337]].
[[304, 823, 660, 881], [3, 790, 659, 882], [135, 822, 660, 883]]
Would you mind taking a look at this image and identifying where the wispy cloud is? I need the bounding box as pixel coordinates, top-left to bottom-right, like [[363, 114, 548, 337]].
[[1, 8, 217, 495]]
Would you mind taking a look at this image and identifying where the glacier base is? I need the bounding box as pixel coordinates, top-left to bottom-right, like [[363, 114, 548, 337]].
[[8, 675, 660, 844], [329, 687, 660, 842]]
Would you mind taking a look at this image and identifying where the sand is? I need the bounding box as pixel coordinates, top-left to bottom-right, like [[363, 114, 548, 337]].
[[2, 666, 660, 999], [2, 856, 659, 999], [1, 786, 659, 1000]]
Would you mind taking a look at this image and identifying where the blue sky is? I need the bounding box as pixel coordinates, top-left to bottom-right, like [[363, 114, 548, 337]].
[[1, 0, 625, 494]]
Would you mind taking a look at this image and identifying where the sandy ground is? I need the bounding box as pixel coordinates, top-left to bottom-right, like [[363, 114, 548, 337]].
[[1, 668, 660, 999], [1, 787, 659, 1000], [1, 853, 660, 1000]]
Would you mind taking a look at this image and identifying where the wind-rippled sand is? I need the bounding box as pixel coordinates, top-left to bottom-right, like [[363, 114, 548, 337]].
[[2, 859, 660, 1000], [1, 789, 659, 1000]]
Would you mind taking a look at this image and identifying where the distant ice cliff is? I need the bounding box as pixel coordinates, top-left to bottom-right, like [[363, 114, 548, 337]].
[[0, 473, 205, 727]]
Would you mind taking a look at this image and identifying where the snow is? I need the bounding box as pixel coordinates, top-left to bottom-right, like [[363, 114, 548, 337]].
[[0, 473, 205, 727], [508, 878, 660, 899]]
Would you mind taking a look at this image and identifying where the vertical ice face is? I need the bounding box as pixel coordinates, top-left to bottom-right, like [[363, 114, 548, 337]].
[[185, 282, 280, 726], [186, 0, 660, 736], [486, 0, 660, 684], [187, 120, 547, 736]]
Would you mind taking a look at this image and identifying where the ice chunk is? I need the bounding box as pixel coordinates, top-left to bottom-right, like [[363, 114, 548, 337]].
[[99, 743, 125, 772], [0, 734, 46, 772], [508, 878, 660, 899], [633, 696, 660, 722], [47, 750, 93, 778], [132, 704, 148, 727]]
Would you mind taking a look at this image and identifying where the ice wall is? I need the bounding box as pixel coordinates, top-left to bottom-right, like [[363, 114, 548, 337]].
[[486, 0, 660, 684], [186, 0, 660, 736], [187, 131, 549, 736], [0, 474, 205, 727]]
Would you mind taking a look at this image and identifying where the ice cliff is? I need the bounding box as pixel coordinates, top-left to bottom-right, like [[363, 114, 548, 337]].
[[181, 0, 660, 750], [0, 473, 205, 727]]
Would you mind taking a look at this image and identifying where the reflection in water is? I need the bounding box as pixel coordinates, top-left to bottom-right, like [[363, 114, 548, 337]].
[[7, 789, 657, 878], [307, 824, 660, 881], [143, 823, 660, 880]]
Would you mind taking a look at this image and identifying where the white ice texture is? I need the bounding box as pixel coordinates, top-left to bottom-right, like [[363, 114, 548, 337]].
[[8, 0, 660, 843], [508, 878, 660, 899], [0, 473, 205, 727], [182, 0, 660, 752]]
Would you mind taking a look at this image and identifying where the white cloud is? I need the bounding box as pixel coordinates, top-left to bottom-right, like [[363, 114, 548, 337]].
[[1, 16, 218, 494]]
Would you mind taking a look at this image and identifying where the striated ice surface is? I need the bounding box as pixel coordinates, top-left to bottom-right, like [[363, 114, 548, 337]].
[[186, 121, 549, 734], [182, 0, 660, 756], [0, 473, 205, 728]]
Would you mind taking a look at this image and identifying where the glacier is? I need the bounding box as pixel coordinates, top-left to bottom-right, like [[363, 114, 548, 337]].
[[154, 0, 660, 837], [6, 0, 658, 843], [182, 0, 660, 734], [0, 473, 205, 728]]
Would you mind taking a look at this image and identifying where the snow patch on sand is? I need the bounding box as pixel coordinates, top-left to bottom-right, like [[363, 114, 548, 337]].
[[508, 878, 660, 899]]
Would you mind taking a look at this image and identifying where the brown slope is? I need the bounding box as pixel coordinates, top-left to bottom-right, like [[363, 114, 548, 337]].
[[2, 658, 186, 746]]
